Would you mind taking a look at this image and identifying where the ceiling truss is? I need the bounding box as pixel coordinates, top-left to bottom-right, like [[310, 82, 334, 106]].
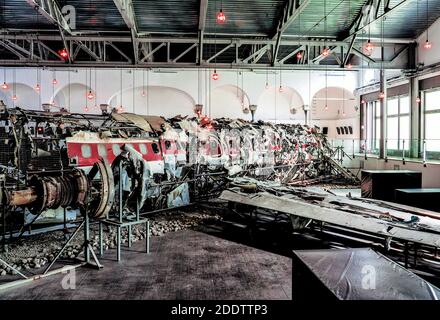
[[0, 0, 419, 71]]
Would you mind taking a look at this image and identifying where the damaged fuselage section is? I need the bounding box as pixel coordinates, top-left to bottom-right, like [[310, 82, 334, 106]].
[[0, 106, 349, 233]]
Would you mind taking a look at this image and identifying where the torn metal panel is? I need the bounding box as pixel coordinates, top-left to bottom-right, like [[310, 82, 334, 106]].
[[111, 113, 154, 132], [219, 189, 440, 248], [167, 182, 190, 208]]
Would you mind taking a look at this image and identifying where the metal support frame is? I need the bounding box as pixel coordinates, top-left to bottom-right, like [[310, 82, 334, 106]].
[[272, 0, 311, 65], [198, 0, 209, 65], [0, 34, 410, 70], [379, 67, 387, 160], [98, 161, 150, 262], [113, 0, 139, 64]]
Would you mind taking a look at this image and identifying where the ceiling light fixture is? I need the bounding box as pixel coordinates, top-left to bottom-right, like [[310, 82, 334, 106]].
[[424, 39, 432, 49], [1, 81, 8, 90], [87, 90, 94, 100], [212, 69, 219, 80], [424, 0, 432, 50], [58, 48, 69, 60]]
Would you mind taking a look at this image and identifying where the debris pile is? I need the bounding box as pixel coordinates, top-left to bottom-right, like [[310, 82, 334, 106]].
[[0, 210, 221, 276]]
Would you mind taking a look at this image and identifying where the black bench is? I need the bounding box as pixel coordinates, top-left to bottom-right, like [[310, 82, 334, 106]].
[[361, 170, 422, 201], [395, 188, 440, 212]]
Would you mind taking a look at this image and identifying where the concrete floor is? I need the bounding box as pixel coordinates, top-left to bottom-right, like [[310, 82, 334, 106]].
[[0, 229, 291, 300]]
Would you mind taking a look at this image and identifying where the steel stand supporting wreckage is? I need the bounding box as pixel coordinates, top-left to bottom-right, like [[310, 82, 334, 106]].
[[98, 155, 150, 262]]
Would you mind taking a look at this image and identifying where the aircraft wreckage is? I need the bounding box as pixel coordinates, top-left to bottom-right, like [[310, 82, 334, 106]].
[[0, 105, 354, 230], [1, 105, 438, 271]]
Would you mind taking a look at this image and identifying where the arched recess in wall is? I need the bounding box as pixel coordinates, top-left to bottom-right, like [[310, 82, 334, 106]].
[[311, 86, 357, 120], [257, 86, 304, 123], [52, 83, 96, 113], [210, 85, 250, 120], [0, 83, 40, 110], [108, 86, 195, 117]]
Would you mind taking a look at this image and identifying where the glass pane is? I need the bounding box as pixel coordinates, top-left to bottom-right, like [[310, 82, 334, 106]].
[[425, 113, 440, 151], [400, 96, 410, 114], [387, 98, 399, 115], [399, 115, 410, 150], [374, 101, 381, 117], [425, 90, 440, 111], [375, 118, 381, 149], [387, 117, 398, 149]]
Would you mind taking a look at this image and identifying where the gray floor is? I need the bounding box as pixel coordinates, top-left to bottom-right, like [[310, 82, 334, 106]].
[[0, 229, 291, 300]]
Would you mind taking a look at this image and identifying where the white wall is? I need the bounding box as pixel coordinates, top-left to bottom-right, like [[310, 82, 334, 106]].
[[0, 67, 357, 119], [417, 17, 440, 67]]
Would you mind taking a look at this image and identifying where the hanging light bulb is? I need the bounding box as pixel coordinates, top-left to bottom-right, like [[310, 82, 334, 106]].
[[212, 70, 219, 81], [296, 51, 303, 59], [324, 104, 329, 111], [346, 63, 352, 69], [342, 111, 346, 117], [265, 82, 270, 89], [365, 40, 374, 53], [35, 84, 40, 92], [87, 90, 94, 100], [279, 85, 283, 92], [58, 48, 69, 60], [83, 105, 89, 112], [216, 8, 226, 24], [118, 105, 124, 113], [424, 39, 432, 49], [52, 78, 58, 85], [416, 96, 421, 104], [141, 90, 146, 97], [322, 47, 330, 56], [379, 92, 385, 99], [12, 94, 17, 101], [1, 82, 8, 90]]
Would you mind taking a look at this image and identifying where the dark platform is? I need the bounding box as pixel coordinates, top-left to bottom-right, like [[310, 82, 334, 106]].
[[361, 170, 422, 201], [0, 229, 291, 300], [292, 248, 440, 300], [395, 188, 440, 212]]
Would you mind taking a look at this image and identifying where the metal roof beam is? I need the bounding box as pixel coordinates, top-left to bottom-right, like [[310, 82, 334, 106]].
[[198, 0, 209, 31], [198, 0, 209, 64], [206, 43, 234, 63], [243, 44, 270, 64], [0, 41, 26, 60], [349, 0, 414, 38], [352, 47, 376, 64], [272, 0, 311, 65], [113, 0, 139, 64], [25, 0, 73, 62], [279, 45, 304, 64], [172, 43, 197, 63]]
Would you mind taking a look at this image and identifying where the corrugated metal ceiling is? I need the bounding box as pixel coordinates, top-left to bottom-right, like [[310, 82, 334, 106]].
[[58, 0, 128, 31], [133, 0, 199, 34], [0, 0, 439, 40]]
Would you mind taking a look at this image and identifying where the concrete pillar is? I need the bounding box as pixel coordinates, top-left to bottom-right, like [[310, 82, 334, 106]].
[[379, 68, 387, 159], [409, 77, 420, 158]]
